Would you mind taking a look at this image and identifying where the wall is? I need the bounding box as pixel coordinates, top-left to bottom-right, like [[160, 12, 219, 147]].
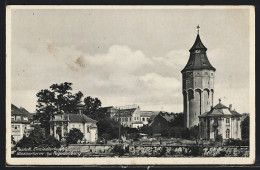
[[67, 144, 249, 157]]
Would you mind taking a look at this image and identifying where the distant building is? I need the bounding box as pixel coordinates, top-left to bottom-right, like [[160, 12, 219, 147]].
[[140, 111, 160, 125], [199, 99, 242, 140], [148, 112, 176, 135], [50, 104, 98, 143], [11, 104, 34, 142], [114, 107, 142, 128]]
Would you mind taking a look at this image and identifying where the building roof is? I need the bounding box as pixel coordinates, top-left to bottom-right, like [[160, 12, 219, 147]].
[[182, 34, 216, 73], [158, 112, 176, 122], [199, 99, 241, 118], [189, 34, 207, 51], [11, 104, 30, 116], [114, 108, 137, 117], [67, 114, 97, 123], [11, 104, 35, 121], [140, 111, 160, 117], [52, 113, 97, 123], [149, 112, 175, 126]]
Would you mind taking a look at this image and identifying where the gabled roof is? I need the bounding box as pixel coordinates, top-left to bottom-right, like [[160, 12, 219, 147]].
[[140, 111, 160, 117], [159, 112, 175, 122], [199, 100, 241, 118], [114, 108, 137, 117], [182, 34, 216, 73], [67, 114, 97, 123]]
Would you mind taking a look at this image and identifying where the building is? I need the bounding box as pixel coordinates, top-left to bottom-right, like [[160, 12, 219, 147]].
[[182, 27, 216, 128], [50, 104, 98, 143], [114, 107, 142, 128], [148, 112, 175, 135], [140, 111, 160, 125], [11, 104, 34, 142], [198, 99, 242, 140]]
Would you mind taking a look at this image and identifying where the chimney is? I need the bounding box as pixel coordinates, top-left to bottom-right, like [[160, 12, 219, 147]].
[[229, 104, 232, 111]]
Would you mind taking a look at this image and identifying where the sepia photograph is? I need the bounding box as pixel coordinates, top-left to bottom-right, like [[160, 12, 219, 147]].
[[6, 5, 255, 165]]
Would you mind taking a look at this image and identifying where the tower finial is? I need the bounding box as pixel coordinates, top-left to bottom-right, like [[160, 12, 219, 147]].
[[219, 98, 221, 103], [197, 25, 200, 34]]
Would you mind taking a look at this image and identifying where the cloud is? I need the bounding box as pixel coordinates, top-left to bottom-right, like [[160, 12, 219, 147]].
[[11, 41, 184, 112], [152, 49, 189, 69]]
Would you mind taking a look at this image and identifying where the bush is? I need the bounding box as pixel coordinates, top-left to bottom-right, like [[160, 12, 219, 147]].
[[112, 144, 125, 156], [225, 139, 249, 146], [16, 126, 60, 148], [66, 128, 84, 144]]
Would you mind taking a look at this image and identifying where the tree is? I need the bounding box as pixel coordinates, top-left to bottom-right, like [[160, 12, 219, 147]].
[[241, 115, 249, 139], [190, 125, 199, 143], [66, 128, 84, 144], [97, 117, 121, 140], [35, 82, 83, 133], [16, 126, 60, 148], [83, 96, 102, 119]]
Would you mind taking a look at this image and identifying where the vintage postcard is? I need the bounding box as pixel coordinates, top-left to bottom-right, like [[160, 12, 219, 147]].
[[6, 5, 255, 165]]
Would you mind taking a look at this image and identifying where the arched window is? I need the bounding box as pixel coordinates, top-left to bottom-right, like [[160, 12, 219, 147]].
[[226, 129, 230, 138]]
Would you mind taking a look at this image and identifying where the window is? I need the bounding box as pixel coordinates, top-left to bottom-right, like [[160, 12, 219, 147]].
[[226, 118, 230, 125], [13, 125, 20, 131], [87, 126, 90, 133], [142, 118, 145, 121], [16, 116, 21, 121], [11, 117, 15, 121], [126, 118, 128, 122], [147, 117, 149, 121], [130, 118, 131, 121], [226, 129, 230, 138]]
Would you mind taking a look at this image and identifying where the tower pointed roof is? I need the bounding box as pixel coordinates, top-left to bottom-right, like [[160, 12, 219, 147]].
[[189, 34, 207, 51], [181, 32, 216, 73]]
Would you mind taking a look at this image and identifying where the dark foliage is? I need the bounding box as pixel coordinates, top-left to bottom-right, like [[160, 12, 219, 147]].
[[16, 126, 60, 148], [97, 117, 122, 140], [83, 96, 102, 120], [35, 82, 83, 134], [241, 116, 249, 139], [66, 128, 84, 144], [111, 144, 125, 156]]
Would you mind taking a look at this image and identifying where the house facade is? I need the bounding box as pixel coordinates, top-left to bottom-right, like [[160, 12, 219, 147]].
[[114, 107, 142, 128], [11, 104, 34, 142], [140, 111, 160, 125], [199, 99, 242, 140], [50, 105, 98, 143]]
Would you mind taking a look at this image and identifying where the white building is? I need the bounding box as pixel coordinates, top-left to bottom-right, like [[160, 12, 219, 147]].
[[199, 99, 242, 140], [50, 105, 98, 143], [11, 104, 34, 142]]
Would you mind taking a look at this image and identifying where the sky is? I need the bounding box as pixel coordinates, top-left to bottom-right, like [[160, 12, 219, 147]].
[[10, 7, 252, 113]]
